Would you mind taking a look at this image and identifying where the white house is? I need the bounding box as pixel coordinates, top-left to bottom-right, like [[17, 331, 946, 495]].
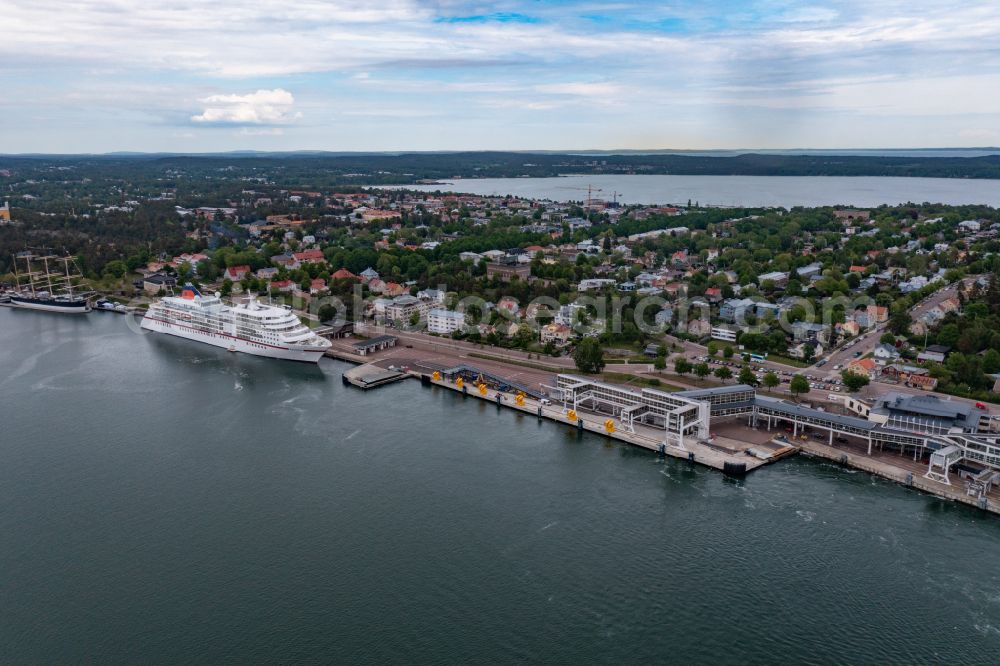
[[459, 252, 484, 264], [873, 343, 901, 363], [710, 325, 738, 343], [427, 308, 465, 335], [417, 288, 447, 305]]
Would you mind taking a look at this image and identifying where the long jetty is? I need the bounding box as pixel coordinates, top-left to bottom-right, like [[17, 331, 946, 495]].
[[417, 371, 790, 475]]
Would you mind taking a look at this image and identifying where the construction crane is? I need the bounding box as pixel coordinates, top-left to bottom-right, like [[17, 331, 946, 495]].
[[557, 184, 603, 212]]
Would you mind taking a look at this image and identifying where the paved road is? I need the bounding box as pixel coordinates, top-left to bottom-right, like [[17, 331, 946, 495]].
[[809, 278, 973, 376]]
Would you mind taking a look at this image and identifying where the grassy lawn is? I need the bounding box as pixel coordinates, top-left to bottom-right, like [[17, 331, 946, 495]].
[[762, 354, 810, 368]]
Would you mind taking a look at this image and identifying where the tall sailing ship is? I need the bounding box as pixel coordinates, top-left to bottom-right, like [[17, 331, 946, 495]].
[[10, 252, 91, 313], [140, 284, 332, 362]]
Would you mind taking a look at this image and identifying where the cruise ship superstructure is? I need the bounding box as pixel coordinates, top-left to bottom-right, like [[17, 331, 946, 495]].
[[140, 285, 331, 362]]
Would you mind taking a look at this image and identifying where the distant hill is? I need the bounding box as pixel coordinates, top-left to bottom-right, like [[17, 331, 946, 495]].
[[3, 150, 1000, 180]]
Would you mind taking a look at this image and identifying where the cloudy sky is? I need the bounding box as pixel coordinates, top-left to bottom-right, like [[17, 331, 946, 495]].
[[2, 0, 999, 152]]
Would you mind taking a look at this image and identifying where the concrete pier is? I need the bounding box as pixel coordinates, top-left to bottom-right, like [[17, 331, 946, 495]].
[[793, 437, 1000, 516], [343, 363, 409, 389], [422, 374, 787, 474]]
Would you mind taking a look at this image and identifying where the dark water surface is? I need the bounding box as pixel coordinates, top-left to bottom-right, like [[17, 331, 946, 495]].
[[2, 308, 999, 664]]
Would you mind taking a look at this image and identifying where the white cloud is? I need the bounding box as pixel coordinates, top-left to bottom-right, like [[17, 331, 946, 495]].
[[191, 89, 301, 125], [3, 0, 1000, 150]]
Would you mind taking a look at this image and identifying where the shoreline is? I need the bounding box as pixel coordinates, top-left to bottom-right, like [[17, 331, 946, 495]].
[[325, 343, 1000, 516]]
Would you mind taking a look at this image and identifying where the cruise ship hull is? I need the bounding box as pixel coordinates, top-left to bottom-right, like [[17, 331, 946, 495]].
[[9, 295, 90, 313], [140, 314, 328, 363]]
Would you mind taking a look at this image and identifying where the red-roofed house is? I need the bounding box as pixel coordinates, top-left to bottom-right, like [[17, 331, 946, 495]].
[[845, 357, 878, 379], [309, 278, 326, 295], [270, 279, 295, 293], [849, 265, 867, 273], [382, 282, 407, 297], [866, 304, 889, 324], [497, 296, 520, 316], [169, 252, 209, 268], [664, 283, 687, 298], [226, 265, 251, 281], [293, 249, 325, 264], [332, 268, 358, 281]]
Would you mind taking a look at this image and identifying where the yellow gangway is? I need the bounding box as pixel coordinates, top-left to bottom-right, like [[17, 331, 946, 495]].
[[455, 377, 464, 389], [566, 409, 578, 422], [432, 371, 441, 381], [478, 383, 488, 396], [604, 419, 615, 434], [514, 393, 525, 407]]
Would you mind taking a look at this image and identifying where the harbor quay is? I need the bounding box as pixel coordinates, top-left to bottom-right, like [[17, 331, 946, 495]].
[[325, 336, 1000, 514], [424, 371, 793, 474]]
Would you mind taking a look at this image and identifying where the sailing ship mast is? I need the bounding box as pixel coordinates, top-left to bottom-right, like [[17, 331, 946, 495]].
[[12, 250, 88, 298]]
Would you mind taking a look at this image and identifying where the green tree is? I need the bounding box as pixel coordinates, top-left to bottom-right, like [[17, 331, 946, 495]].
[[101, 259, 127, 279], [513, 324, 535, 349], [715, 367, 733, 382], [841, 370, 871, 393], [936, 323, 960, 348], [707, 341, 719, 357], [674, 357, 692, 376], [880, 332, 896, 345], [176, 261, 193, 283], [739, 366, 757, 386], [197, 259, 219, 282], [722, 345, 734, 359], [318, 304, 339, 323], [984, 349, 1000, 374], [573, 337, 605, 373], [653, 356, 666, 370], [220, 278, 233, 297], [763, 371, 780, 391], [789, 374, 810, 400], [694, 362, 711, 381], [888, 308, 912, 336]]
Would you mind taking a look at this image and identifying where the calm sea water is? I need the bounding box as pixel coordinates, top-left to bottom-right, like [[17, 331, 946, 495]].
[[3, 308, 1000, 664], [400, 174, 1000, 208]]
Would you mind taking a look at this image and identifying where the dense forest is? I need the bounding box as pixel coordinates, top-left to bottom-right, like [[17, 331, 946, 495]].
[[4, 151, 1000, 187]]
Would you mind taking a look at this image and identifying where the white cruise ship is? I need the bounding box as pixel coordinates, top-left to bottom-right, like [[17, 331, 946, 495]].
[[140, 285, 331, 362]]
